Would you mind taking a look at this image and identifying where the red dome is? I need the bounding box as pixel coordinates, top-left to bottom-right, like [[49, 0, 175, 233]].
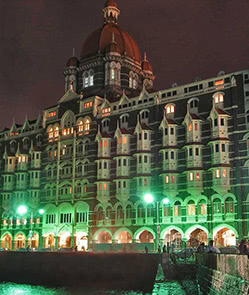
[[142, 60, 153, 72], [66, 56, 79, 67], [80, 24, 141, 62], [105, 0, 118, 8]]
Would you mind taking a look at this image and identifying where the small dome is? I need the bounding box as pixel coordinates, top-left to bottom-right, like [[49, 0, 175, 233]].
[[105, 42, 121, 55], [105, 0, 118, 8], [66, 56, 79, 67]]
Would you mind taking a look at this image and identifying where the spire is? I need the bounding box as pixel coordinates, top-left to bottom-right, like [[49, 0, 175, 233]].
[[103, 0, 120, 24], [144, 52, 147, 61], [72, 48, 75, 57]]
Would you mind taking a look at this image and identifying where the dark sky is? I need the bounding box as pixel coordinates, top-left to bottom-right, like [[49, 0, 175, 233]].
[[0, 0, 248, 128]]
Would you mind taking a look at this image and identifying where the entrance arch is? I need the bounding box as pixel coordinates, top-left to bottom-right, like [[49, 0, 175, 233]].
[[44, 233, 55, 248], [115, 230, 132, 244], [138, 230, 154, 243], [185, 226, 208, 247], [59, 232, 71, 248], [76, 232, 88, 251], [30, 233, 39, 248], [1, 233, 12, 250], [97, 231, 112, 244], [14, 233, 26, 250], [162, 228, 182, 248], [213, 225, 237, 247]]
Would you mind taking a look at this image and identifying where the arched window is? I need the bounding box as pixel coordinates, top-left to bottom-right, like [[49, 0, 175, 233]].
[[89, 70, 94, 86], [213, 198, 222, 214], [214, 93, 224, 104], [78, 120, 84, 132], [97, 207, 103, 221], [163, 202, 170, 216], [137, 204, 144, 218], [146, 204, 154, 218], [117, 206, 124, 219], [187, 200, 195, 216], [174, 201, 181, 216], [48, 127, 53, 139], [198, 199, 207, 215], [165, 104, 175, 115], [126, 205, 132, 219], [225, 197, 234, 214], [84, 119, 90, 132]]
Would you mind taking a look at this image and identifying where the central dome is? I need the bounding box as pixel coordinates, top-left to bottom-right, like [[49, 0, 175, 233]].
[[80, 24, 141, 62]]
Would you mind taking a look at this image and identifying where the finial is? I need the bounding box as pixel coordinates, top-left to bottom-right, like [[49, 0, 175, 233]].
[[144, 52, 147, 61], [72, 48, 75, 57]]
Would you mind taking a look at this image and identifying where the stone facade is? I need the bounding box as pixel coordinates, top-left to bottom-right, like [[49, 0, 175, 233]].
[[0, 1, 249, 251]]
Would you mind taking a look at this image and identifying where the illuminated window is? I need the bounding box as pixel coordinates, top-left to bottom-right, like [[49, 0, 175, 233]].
[[99, 183, 101, 190], [102, 107, 111, 114], [166, 104, 175, 114], [213, 199, 222, 214], [99, 142, 102, 149], [216, 169, 220, 178], [214, 93, 224, 104], [84, 77, 89, 88], [111, 69, 115, 80], [171, 175, 175, 183], [123, 136, 127, 144], [222, 169, 227, 177], [84, 119, 90, 132], [118, 137, 122, 144], [129, 76, 132, 88], [104, 140, 107, 148], [188, 123, 192, 132], [165, 176, 169, 184], [215, 79, 224, 89], [194, 123, 198, 131], [187, 201, 195, 216], [174, 201, 181, 216], [199, 201, 207, 215], [84, 102, 93, 109], [103, 183, 107, 190], [89, 74, 94, 86], [196, 172, 200, 181], [132, 79, 137, 89], [48, 128, 53, 139], [78, 121, 84, 132], [54, 127, 59, 137], [225, 197, 234, 213], [190, 172, 194, 181]]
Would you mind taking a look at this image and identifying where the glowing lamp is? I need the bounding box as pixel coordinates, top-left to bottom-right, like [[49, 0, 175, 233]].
[[144, 193, 154, 204], [163, 198, 170, 205], [17, 205, 27, 215], [38, 209, 45, 215]]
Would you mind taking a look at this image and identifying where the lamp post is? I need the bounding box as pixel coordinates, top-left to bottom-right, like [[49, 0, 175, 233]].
[[143, 193, 169, 251], [17, 205, 44, 248]]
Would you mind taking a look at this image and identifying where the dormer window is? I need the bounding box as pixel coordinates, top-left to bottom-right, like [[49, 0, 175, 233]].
[[188, 98, 199, 114], [214, 93, 224, 104], [140, 110, 149, 124], [120, 114, 129, 128], [166, 104, 175, 115]]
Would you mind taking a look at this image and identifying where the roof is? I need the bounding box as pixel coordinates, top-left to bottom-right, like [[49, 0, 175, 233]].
[[66, 56, 79, 67], [58, 89, 78, 104], [80, 23, 141, 62], [190, 113, 202, 120], [215, 108, 230, 116], [105, 0, 118, 8], [140, 123, 153, 131]]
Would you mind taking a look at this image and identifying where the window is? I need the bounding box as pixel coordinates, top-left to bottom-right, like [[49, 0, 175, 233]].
[[213, 199, 222, 214], [165, 176, 169, 184], [220, 118, 225, 126], [83, 102, 93, 109], [214, 119, 218, 127], [170, 151, 174, 160], [171, 175, 175, 183], [165, 128, 168, 136], [222, 169, 227, 177], [196, 148, 199, 156], [194, 123, 198, 131], [216, 169, 220, 178], [170, 128, 174, 135], [188, 123, 192, 132], [166, 104, 175, 114], [215, 144, 219, 153], [111, 69, 115, 80], [189, 148, 193, 157], [187, 201, 195, 216], [84, 119, 90, 132], [165, 152, 168, 160], [190, 172, 194, 181], [225, 197, 234, 214], [214, 93, 224, 103], [174, 201, 181, 216], [196, 172, 200, 181], [221, 144, 225, 152], [199, 200, 207, 215]]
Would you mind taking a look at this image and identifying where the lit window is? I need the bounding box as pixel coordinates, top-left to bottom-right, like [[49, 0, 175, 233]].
[[196, 172, 200, 181], [84, 77, 89, 88], [111, 69, 115, 80], [171, 175, 175, 183], [54, 127, 59, 137], [99, 183, 101, 190], [165, 176, 169, 184], [78, 121, 84, 132], [188, 123, 192, 132], [166, 104, 175, 114], [190, 172, 194, 181], [214, 93, 224, 104], [103, 183, 107, 190], [118, 137, 122, 144], [89, 74, 94, 86], [104, 140, 107, 148], [187, 202, 195, 216], [99, 142, 102, 149], [133, 79, 137, 89], [123, 136, 127, 144], [48, 128, 53, 139], [84, 102, 93, 109], [216, 169, 220, 178], [194, 123, 198, 131], [215, 80, 224, 89], [84, 119, 90, 132], [129, 77, 132, 88], [102, 107, 111, 114], [222, 169, 226, 177]]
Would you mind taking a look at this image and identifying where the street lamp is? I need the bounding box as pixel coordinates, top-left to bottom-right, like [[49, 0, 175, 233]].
[[17, 205, 44, 248], [143, 193, 170, 251]]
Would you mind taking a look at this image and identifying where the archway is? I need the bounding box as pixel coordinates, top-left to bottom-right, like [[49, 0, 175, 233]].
[[115, 231, 132, 243], [214, 227, 236, 247], [76, 232, 88, 251], [188, 228, 208, 247], [98, 231, 112, 244], [30, 233, 39, 248], [59, 232, 71, 248], [14, 233, 26, 250], [138, 230, 154, 243], [163, 229, 182, 248], [44, 233, 55, 248], [1, 234, 12, 250]]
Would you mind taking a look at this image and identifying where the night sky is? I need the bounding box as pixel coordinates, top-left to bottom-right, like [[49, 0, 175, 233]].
[[0, 0, 248, 128]]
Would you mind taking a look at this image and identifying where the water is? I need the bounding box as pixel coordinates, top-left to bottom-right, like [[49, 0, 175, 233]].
[[0, 281, 192, 295]]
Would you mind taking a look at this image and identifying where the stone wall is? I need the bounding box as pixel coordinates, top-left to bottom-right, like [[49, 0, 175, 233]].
[[196, 254, 249, 294]]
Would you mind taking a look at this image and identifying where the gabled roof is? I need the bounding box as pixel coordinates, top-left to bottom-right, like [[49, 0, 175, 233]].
[[58, 88, 78, 104]]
